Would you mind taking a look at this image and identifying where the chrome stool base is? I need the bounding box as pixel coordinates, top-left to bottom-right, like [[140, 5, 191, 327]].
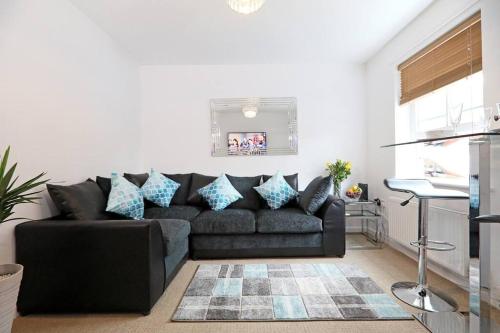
[[392, 281, 458, 312]]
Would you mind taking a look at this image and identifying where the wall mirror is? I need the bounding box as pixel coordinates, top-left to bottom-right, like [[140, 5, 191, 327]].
[[210, 97, 298, 157]]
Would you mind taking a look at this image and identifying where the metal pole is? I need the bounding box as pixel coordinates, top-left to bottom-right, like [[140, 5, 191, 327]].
[[418, 199, 429, 288]]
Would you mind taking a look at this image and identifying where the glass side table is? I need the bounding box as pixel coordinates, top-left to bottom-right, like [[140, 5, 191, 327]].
[[345, 200, 384, 249]]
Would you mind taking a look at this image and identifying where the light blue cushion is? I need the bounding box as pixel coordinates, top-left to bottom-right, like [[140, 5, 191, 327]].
[[106, 173, 144, 219], [197, 174, 243, 211], [254, 171, 299, 209], [141, 169, 180, 207]]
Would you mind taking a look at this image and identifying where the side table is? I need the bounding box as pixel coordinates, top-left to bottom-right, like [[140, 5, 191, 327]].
[[345, 200, 384, 249]]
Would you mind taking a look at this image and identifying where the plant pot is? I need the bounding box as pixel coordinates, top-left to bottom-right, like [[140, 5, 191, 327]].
[[0, 264, 23, 333]]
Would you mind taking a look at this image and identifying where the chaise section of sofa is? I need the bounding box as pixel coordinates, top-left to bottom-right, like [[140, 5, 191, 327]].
[[15, 218, 189, 315]]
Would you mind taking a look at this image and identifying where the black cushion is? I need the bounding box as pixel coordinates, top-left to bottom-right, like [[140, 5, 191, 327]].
[[47, 180, 107, 220], [123, 173, 149, 187], [262, 173, 299, 208], [144, 205, 203, 221], [227, 175, 262, 211], [187, 173, 216, 207], [96, 176, 111, 198], [256, 208, 323, 234], [155, 219, 191, 255], [299, 176, 333, 215], [191, 209, 256, 234], [162, 173, 192, 205]]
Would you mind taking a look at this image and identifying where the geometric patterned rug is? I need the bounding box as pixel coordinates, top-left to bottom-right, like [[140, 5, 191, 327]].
[[172, 263, 412, 321]]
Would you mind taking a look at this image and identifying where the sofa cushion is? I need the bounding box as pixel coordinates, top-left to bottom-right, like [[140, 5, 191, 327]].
[[47, 180, 107, 220], [141, 169, 180, 208], [162, 173, 192, 205], [123, 173, 149, 187], [106, 173, 144, 220], [187, 173, 217, 207], [191, 209, 256, 234], [155, 219, 191, 255], [256, 208, 323, 234], [227, 175, 262, 211], [254, 172, 299, 210], [262, 173, 299, 208], [299, 176, 333, 215], [144, 205, 203, 221], [96, 176, 111, 198]]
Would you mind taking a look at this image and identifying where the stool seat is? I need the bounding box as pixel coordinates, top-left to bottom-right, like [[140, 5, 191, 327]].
[[384, 178, 468, 200]]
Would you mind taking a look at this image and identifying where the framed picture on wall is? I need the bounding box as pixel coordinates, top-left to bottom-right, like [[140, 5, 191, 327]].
[[227, 132, 267, 156]]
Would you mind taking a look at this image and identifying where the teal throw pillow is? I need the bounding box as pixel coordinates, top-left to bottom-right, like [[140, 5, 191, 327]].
[[197, 174, 243, 211], [254, 171, 299, 209], [141, 169, 180, 207], [106, 173, 144, 219]]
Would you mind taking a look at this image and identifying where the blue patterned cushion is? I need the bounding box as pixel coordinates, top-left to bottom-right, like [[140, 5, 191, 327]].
[[106, 173, 144, 219], [141, 169, 180, 208], [197, 174, 243, 211], [254, 171, 299, 209]]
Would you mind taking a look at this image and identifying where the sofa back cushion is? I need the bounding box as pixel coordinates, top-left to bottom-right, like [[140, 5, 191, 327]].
[[47, 180, 107, 220], [226, 175, 262, 210], [123, 173, 149, 187], [96, 176, 111, 198], [162, 173, 192, 205], [187, 173, 217, 207]]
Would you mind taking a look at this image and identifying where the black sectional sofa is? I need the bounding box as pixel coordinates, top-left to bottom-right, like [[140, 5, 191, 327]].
[[15, 172, 345, 315]]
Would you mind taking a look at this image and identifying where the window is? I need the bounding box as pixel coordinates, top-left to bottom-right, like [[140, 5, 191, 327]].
[[395, 12, 482, 187]]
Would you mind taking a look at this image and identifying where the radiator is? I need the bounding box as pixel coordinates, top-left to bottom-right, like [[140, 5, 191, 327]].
[[386, 196, 469, 277]]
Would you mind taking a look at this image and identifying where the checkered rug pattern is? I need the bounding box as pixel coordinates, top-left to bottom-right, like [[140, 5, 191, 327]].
[[172, 263, 412, 321]]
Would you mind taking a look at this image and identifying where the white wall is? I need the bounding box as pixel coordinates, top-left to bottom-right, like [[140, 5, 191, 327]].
[[0, 0, 141, 263], [140, 64, 367, 190]]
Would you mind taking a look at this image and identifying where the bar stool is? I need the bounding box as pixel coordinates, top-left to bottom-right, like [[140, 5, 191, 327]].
[[384, 178, 469, 312]]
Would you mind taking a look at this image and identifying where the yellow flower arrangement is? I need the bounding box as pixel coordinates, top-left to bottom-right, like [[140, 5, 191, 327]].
[[325, 159, 352, 197]]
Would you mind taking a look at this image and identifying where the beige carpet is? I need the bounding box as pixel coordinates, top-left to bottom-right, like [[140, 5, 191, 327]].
[[12, 238, 470, 333]]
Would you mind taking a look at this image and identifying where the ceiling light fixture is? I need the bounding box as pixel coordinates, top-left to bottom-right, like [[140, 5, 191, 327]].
[[226, 0, 265, 15], [242, 105, 258, 118]]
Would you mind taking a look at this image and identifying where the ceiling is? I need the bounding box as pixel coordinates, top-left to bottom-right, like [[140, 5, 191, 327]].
[[70, 0, 433, 65]]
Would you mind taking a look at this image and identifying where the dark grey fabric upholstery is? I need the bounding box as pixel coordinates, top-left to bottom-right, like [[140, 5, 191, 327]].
[[299, 176, 333, 215], [227, 175, 262, 211], [191, 233, 322, 251], [187, 173, 216, 207], [256, 208, 323, 234], [162, 173, 192, 205], [316, 195, 346, 256], [96, 176, 112, 198], [164, 239, 188, 287], [191, 209, 256, 234], [144, 205, 202, 221], [155, 219, 191, 255], [123, 173, 149, 187], [47, 180, 107, 220]]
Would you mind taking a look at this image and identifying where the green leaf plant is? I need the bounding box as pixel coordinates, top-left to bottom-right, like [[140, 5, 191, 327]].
[[0, 146, 49, 223]]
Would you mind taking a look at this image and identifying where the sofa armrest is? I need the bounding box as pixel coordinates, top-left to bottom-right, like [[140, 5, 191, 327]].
[[15, 219, 165, 315], [316, 196, 345, 257]]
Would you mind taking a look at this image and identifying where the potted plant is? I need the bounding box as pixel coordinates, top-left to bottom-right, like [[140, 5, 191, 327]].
[[325, 159, 352, 198], [0, 147, 48, 333]]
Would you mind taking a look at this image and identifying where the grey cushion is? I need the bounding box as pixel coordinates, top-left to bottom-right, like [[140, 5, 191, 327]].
[[256, 208, 323, 234], [47, 180, 107, 220], [162, 173, 192, 205], [191, 209, 256, 234], [155, 219, 191, 255], [144, 205, 203, 221], [187, 173, 217, 207], [299, 176, 333, 215], [227, 175, 262, 211], [96, 176, 111, 198]]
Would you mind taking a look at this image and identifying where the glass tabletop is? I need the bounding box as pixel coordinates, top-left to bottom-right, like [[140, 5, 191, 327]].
[[380, 131, 500, 148]]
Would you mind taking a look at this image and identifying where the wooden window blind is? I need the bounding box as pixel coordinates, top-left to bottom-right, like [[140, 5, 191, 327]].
[[398, 12, 482, 105]]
